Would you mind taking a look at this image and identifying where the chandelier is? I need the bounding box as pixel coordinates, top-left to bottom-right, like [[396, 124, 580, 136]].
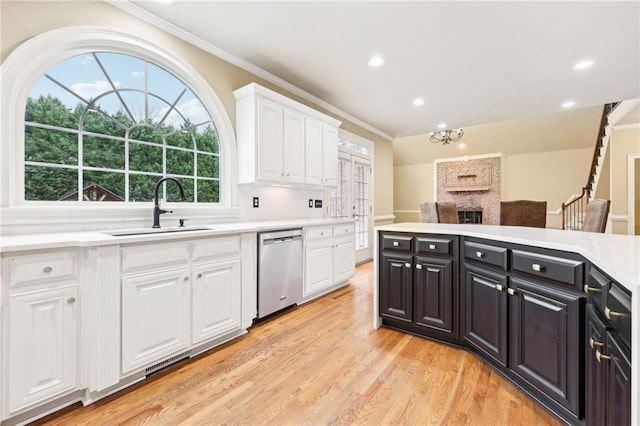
[[429, 128, 464, 145]]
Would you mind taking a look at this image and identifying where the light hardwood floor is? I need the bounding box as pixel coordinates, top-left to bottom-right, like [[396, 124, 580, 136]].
[[38, 261, 560, 425]]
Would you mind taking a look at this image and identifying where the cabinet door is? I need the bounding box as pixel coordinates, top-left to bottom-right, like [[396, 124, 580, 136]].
[[585, 305, 608, 426], [379, 253, 413, 322], [304, 237, 333, 296], [462, 264, 508, 366], [282, 109, 305, 184], [322, 125, 338, 186], [604, 332, 631, 426], [414, 256, 453, 334], [333, 236, 355, 284], [192, 258, 241, 345], [8, 285, 77, 413], [122, 267, 190, 374], [304, 117, 323, 185], [257, 97, 283, 182], [509, 277, 583, 416]]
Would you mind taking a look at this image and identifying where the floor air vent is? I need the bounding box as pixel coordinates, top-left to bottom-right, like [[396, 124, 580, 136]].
[[145, 350, 191, 376]]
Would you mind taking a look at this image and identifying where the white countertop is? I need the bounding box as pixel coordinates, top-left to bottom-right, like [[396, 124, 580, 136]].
[[376, 222, 639, 292], [0, 218, 354, 253]]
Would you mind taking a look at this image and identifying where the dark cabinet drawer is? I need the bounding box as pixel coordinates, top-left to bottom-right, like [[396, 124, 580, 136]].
[[463, 241, 507, 271], [512, 250, 583, 287], [381, 234, 412, 252], [605, 283, 631, 349], [415, 237, 452, 256], [585, 267, 609, 313]]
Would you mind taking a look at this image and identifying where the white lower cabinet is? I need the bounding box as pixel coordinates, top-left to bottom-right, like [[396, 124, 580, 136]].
[[304, 223, 355, 298], [192, 258, 241, 344], [121, 267, 191, 375], [7, 285, 78, 414]]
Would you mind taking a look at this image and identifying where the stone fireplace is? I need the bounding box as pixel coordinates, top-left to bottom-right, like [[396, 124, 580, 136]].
[[436, 155, 502, 225]]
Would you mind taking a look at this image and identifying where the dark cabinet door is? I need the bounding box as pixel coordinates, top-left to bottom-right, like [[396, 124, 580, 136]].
[[414, 256, 453, 334], [604, 332, 631, 426], [462, 264, 508, 366], [380, 252, 413, 322], [585, 305, 608, 426], [509, 277, 584, 417]]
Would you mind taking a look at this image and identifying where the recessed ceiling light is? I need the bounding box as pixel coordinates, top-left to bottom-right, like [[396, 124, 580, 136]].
[[437, 123, 447, 129], [368, 56, 384, 67], [561, 100, 576, 108], [413, 98, 425, 106], [573, 60, 594, 70], [458, 143, 466, 149]]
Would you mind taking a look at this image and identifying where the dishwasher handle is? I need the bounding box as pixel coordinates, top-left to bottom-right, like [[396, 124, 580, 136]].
[[263, 235, 302, 245]]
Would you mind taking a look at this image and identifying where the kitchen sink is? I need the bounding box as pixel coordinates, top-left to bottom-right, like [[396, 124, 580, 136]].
[[104, 226, 212, 237]]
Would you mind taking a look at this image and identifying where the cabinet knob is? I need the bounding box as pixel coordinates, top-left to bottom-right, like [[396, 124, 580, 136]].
[[583, 284, 602, 294], [531, 263, 543, 272], [595, 350, 611, 363], [589, 337, 604, 349], [415, 264, 423, 270], [429, 244, 436, 250], [184, 276, 190, 281], [496, 284, 504, 292], [404, 263, 411, 268], [43, 266, 53, 273], [66, 297, 76, 304], [507, 288, 516, 296], [475, 251, 484, 258], [604, 306, 630, 320], [393, 241, 399, 247], [197, 273, 203, 279]]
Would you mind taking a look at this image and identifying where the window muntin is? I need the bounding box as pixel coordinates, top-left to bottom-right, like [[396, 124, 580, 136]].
[[24, 52, 221, 203]]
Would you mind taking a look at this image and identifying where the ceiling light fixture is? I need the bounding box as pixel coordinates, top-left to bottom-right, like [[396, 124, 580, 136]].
[[561, 100, 576, 108], [573, 60, 594, 70], [429, 128, 464, 145], [368, 56, 384, 67], [413, 98, 424, 106]]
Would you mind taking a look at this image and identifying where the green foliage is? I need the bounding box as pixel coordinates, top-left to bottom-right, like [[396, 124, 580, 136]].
[[25, 165, 77, 201]]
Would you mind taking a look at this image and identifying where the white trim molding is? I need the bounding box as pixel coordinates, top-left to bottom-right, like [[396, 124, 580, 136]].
[[374, 215, 395, 226]]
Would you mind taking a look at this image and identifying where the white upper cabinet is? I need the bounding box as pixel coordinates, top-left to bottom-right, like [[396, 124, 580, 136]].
[[234, 83, 341, 186]]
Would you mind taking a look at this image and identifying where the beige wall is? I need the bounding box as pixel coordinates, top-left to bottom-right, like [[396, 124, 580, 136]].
[[635, 158, 640, 235], [609, 126, 640, 234], [0, 0, 394, 216], [393, 163, 434, 222]]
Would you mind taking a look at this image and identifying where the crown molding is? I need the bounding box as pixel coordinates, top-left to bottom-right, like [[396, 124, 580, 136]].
[[104, 0, 393, 141]]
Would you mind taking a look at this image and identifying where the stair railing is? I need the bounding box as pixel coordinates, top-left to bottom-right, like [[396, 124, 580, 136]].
[[561, 187, 589, 230]]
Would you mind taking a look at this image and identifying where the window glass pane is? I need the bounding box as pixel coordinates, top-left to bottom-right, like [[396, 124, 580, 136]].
[[46, 54, 108, 102], [25, 165, 77, 201], [197, 154, 219, 178], [25, 94, 80, 129], [195, 122, 219, 153], [167, 177, 194, 202], [129, 174, 156, 202], [148, 62, 186, 106], [167, 148, 194, 176], [94, 52, 145, 92], [176, 89, 210, 124], [166, 129, 194, 149], [129, 142, 162, 173], [25, 126, 78, 165], [92, 91, 129, 118], [83, 170, 125, 201], [197, 179, 219, 203], [83, 109, 126, 137], [120, 90, 147, 123], [129, 125, 162, 144], [83, 136, 125, 169], [148, 93, 174, 129]]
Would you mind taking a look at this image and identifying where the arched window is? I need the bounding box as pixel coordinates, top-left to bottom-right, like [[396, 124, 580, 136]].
[[0, 27, 237, 231], [25, 52, 220, 203]]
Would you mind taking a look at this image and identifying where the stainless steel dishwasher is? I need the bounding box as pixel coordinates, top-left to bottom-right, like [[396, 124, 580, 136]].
[[257, 228, 303, 318]]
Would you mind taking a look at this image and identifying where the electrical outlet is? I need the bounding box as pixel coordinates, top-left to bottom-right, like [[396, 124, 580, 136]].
[[253, 197, 259, 208], [308, 199, 314, 208], [314, 199, 322, 208]]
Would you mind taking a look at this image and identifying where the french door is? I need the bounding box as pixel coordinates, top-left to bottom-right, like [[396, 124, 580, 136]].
[[331, 154, 372, 263]]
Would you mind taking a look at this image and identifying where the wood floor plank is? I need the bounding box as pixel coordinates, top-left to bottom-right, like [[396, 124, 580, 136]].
[[37, 261, 561, 425]]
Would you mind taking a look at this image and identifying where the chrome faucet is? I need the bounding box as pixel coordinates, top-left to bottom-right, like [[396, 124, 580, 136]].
[[152, 177, 185, 228]]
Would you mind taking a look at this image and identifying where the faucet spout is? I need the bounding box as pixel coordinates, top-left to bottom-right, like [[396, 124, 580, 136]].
[[152, 177, 185, 228]]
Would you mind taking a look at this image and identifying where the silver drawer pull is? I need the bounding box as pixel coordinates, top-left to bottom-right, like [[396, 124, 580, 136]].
[[583, 284, 602, 294], [507, 288, 516, 296], [475, 251, 484, 258], [604, 306, 630, 320], [496, 284, 504, 292], [429, 244, 436, 250], [595, 350, 611, 363], [393, 241, 399, 247], [66, 297, 76, 304], [320, 232, 324, 236], [404, 263, 411, 268], [197, 273, 203, 279], [43, 266, 53, 273], [589, 337, 604, 349], [280, 295, 287, 300], [531, 263, 543, 272], [415, 264, 423, 270]]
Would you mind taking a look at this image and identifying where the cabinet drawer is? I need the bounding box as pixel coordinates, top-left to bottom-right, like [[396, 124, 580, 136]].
[[415, 237, 452, 256], [512, 250, 583, 286], [305, 226, 332, 240], [6, 249, 79, 288], [333, 224, 354, 237], [584, 267, 609, 313], [605, 283, 631, 349], [381, 234, 412, 252], [192, 235, 241, 262], [122, 242, 190, 275], [463, 241, 507, 270]]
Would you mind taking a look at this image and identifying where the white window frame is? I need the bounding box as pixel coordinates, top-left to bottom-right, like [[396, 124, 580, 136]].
[[0, 27, 238, 233]]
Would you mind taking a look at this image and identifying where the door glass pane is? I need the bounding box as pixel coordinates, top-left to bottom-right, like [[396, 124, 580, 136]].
[[353, 161, 370, 251], [330, 158, 350, 219]]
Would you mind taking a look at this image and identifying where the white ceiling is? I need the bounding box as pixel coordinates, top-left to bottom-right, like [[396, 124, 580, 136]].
[[121, 1, 639, 139]]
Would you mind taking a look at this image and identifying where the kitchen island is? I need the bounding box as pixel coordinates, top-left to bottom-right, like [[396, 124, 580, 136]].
[[373, 222, 638, 426]]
